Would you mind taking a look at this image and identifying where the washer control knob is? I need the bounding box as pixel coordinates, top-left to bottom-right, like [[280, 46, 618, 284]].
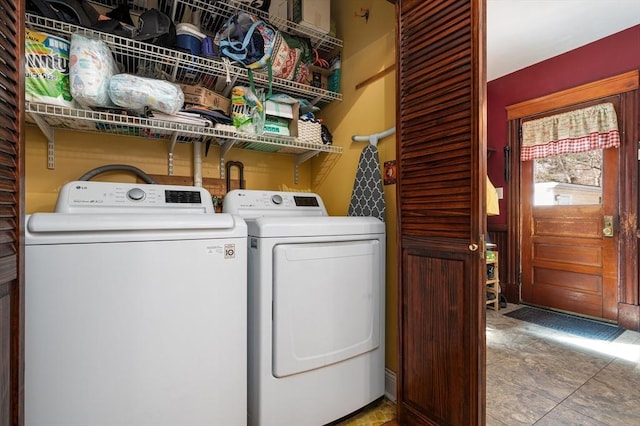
[[127, 187, 146, 201], [271, 194, 283, 205]]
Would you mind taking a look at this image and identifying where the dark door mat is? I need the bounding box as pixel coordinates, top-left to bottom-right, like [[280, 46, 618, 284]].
[[503, 306, 625, 341]]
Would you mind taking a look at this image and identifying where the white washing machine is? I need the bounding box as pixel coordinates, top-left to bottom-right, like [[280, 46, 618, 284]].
[[223, 190, 385, 426], [25, 181, 247, 426]]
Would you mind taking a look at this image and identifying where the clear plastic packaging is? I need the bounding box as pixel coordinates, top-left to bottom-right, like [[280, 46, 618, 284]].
[[69, 33, 118, 108], [231, 86, 265, 134], [109, 74, 184, 115]]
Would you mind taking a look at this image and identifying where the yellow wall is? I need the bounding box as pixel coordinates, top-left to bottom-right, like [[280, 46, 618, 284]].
[[25, 0, 398, 373], [25, 127, 312, 213], [315, 0, 398, 372]]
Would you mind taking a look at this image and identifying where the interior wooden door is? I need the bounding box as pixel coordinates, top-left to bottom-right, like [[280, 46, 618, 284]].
[[0, 0, 25, 425], [520, 100, 620, 321], [396, 0, 486, 425]]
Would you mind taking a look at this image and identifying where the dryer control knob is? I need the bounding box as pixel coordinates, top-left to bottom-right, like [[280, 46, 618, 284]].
[[271, 194, 283, 205], [127, 187, 146, 201]]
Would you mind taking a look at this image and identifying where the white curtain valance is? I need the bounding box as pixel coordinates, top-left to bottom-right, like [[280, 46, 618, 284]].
[[521, 102, 620, 161]]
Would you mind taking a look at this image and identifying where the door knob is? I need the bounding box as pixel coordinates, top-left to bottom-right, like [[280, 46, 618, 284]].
[[603, 215, 614, 237]]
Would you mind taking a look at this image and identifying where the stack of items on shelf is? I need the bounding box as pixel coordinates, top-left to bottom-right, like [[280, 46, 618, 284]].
[[24, 0, 338, 143], [264, 95, 299, 137], [213, 0, 339, 90], [180, 84, 231, 116]]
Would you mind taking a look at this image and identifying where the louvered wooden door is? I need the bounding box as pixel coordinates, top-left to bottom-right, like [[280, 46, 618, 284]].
[[0, 0, 25, 424], [396, 1, 486, 425]]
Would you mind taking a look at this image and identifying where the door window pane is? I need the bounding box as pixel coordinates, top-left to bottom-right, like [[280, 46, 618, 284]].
[[533, 150, 602, 206]]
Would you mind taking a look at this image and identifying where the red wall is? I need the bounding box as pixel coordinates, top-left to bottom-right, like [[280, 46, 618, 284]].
[[487, 24, 640, 225]]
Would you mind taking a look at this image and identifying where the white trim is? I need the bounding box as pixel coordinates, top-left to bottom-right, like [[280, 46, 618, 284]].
[[384, 368, 397, 402]]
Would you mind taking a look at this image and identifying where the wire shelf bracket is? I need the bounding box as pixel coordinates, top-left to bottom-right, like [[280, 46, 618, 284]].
[[294, 150, 320, 184], [29, 112, 56, 169]]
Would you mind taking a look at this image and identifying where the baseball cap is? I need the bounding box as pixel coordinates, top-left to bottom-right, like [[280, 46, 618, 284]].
[[133, 9, 176, 47]]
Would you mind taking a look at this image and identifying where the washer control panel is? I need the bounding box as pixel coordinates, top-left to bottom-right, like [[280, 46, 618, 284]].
[[55, 181, 214, 214], [223, 189, 327, 218]]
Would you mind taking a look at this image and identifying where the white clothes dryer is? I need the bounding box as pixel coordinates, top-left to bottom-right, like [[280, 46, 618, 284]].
[[25, 181, 248, 426], [224, 190, 386, 426]]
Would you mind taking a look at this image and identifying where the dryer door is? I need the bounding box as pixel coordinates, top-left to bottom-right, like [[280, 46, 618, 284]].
[[272, 239, 382, 378]]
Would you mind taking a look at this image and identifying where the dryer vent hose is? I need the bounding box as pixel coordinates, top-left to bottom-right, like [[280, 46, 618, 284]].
[[77, 165, 157, 184]]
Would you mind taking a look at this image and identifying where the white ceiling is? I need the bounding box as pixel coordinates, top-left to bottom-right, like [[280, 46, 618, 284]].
[[487, 0, 640, 81]]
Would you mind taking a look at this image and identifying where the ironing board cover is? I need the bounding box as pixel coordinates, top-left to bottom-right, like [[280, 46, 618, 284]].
[[348, 144, 385, 222]]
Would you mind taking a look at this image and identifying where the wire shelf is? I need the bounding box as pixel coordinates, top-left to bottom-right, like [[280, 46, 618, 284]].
[[26, 14, 341, 105], [26, 102, 342, 155], [88, 0, 342, 52], [26, 4, 342, 176]]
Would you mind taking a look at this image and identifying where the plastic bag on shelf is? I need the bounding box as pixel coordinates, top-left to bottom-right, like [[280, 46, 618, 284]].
[[327, 52, 341, 93], [108, 74, 184, 115], [25, 29, 75, 108], [231, 86, 265, 134], [69, 32, 119, 108]]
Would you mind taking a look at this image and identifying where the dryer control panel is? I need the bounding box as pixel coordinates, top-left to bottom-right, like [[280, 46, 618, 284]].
[[55, 181, 215, 214], [223, 190, 328, 218]]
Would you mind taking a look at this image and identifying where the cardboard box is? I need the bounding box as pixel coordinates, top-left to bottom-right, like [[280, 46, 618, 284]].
[[179, 84, 230, 114], [265, 99, 299, 137], [307, 65, 331, 90], [269, 0, 289, 30], [264, 116, 291, 136], [290, 0, 331, 34]]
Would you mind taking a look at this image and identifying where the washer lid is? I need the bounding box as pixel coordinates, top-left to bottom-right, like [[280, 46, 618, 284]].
[[248, 216, 384, 238], [25, 213, 247, 245], [27, 212, 236, 233]]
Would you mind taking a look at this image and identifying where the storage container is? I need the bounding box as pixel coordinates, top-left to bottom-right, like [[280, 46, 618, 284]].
[[298, 119, 322, 144], [290, 0, 331, 34], [176, 23, 206, 56]]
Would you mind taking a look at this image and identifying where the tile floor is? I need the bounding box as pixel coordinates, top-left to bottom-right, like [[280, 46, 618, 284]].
[[339, 304, 640, 426], [487, 305, 640, 425]]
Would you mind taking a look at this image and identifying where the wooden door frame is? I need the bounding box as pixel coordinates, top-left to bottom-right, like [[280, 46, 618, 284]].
[[504, 70, 640, 329]]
